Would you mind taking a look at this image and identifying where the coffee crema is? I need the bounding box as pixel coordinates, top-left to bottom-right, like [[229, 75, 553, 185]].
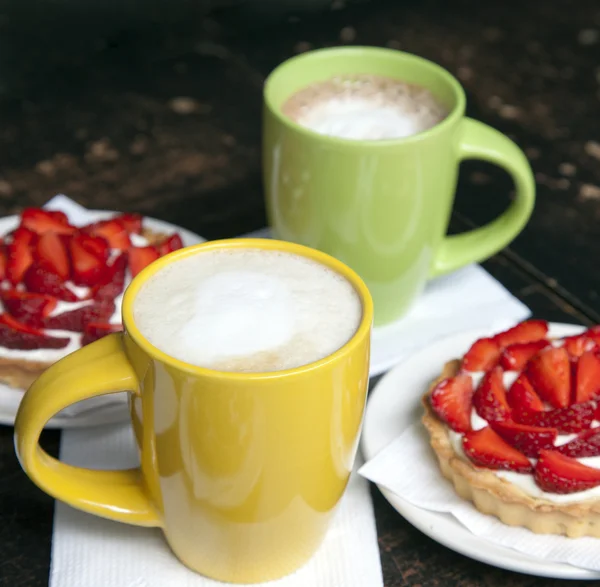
[[133, 248, 362, 373], [282, 74, 448, 141]]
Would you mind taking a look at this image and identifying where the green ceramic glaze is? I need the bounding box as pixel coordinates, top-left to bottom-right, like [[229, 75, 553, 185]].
[[263, 47, 535, 326]]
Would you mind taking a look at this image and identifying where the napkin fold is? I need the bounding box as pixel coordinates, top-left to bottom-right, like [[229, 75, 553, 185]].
[[359, 423, 600, 572], [50, 424, 384, 587]]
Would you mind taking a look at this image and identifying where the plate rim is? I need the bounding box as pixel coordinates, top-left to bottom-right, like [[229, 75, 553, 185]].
[[360, 322, 600, 580]]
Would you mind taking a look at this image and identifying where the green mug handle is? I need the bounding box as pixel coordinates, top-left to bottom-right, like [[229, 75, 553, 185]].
[[430, 117, 535, 277]]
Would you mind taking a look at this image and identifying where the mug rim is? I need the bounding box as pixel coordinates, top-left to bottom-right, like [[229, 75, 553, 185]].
[[263, 45, 466, 148], [122, 238, 374, 380]]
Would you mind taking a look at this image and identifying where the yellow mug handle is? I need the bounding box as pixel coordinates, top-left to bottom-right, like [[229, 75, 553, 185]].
[[14, 333, 160, 527]]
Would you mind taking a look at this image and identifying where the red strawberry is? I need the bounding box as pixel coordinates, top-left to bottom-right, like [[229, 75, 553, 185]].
[[535, 450, 600, 494], [34, 231, 70, 280], [429, 374, 473, 433], [44, 298, 115, 332], [0, 290, 57, 327], [0, 313, 70, 350], [83, 219, 130, 251], [157, 233, 184, 256], [128, 246, 159, 277], [91, 253, 127, 300], [462, 337, 501, 371], [114, 213, 142, 234], [7, 227, 35, 285], [585, 326, 600, 345], [563, 335, 597, 358], [491, 420, 557, 458], [525, 346, 571, 408], [574, 350, 600, 404], [516, 401, 596, 433], [82, 322, 123, 346], [557, 428, 600, 458], [23, 263, 78, 302], [69, 234, 110, 286], [79, 233, 109, 262], [472, 366, 511, 423], [506, 373, 544, 414], [500, 340, 549, 371], [463, 426, 532, 473], [494, 319, 549, 349], [21, 208, 75, 235]]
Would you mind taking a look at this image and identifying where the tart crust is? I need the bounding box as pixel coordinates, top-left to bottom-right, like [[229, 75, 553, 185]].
[[0, 228, 167, 391], [422, 360, 600, 538]]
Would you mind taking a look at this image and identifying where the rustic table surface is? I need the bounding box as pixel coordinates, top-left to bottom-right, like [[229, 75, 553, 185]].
[[1, 0, 599, 585]]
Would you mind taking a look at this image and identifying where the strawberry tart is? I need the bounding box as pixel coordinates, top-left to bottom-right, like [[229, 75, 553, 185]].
[[0, 207, 184, 390], [423, 319, 600, 538]]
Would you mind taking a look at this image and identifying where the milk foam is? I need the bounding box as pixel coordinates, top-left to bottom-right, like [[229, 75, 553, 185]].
[[133, 249, 362, 372]]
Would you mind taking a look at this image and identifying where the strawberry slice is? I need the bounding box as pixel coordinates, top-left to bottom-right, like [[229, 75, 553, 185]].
[[91, 253, 127, 300], [0, 313, 69, 350], [574, 350, 600, 403], [114, 213, 143, 234], [34, 231, 70, 280], [83, 219, 130, 251], [44, 298, 115, 332], [69, 234, 110, 286], [557, 428, 600, 458], [506, 373, 544, 415], [157, 233, 184, 256], [563, 334, 597, 358], [472, 366, 510, 423], [429, 374, 473, 433], [525, 346, 571, 408], [82, 322, 123, 346], [494, 319, 549, 349], [21, 208, 75, 235], [463, 426, 532, 473], [516, 401, 596, 433], [462, 337, 501, 371], [0, 290, 57, 328], [128, 246, 160, 277], [7, 227, 35, 285], [23, 263, 78, 302], [500, 340, 549, 371], [491, 420, 557, 458], [535, 450, 600, 494]]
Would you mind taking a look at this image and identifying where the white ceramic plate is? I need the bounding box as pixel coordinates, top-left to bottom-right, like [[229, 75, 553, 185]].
[[360, 322, 600, 580], [0, 210, 204, 429]]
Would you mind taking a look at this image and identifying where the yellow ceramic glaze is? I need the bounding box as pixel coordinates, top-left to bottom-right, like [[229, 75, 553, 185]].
[[14, 238, 373, 584]]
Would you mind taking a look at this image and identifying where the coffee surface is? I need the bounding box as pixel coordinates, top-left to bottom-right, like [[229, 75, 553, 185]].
[[282, 74, 447, 140], [133, 248, 362, 372]]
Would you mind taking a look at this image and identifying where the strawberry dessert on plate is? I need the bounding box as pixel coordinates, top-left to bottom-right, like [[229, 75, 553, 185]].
[[0, 207, 185, 390], [423, 319, 600, 538]]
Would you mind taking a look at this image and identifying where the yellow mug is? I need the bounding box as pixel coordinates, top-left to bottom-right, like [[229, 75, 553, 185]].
[[14, 238, 373, 584]]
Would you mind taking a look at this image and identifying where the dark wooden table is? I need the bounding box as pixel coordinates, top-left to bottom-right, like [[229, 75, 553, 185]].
[[1, 0, 600, 585]]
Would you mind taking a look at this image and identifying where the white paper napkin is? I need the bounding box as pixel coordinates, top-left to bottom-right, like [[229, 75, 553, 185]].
[[50, 423, 384, 587], [359, 422, 600, 572]]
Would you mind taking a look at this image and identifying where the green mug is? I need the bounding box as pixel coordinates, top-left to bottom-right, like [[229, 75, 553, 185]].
[[263, 47, 535, 326]]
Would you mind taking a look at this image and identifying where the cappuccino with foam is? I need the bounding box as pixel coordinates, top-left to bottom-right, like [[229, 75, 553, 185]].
[[282, 74, 447, 141], [133, 248, 362, 372]]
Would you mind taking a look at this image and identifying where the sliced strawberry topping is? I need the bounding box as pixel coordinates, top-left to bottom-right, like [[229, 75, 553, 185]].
[[500, 340, 549, 371], [7, 227, 35, 285], [491, 420, 557, 458], [83, 219, 130, 251], [462, 337, 501, 371], [128, 245, 160, 277], [69, 234, 110, 286], [91, 253, 127, 300], [557, 428, 600, 458], [44, 298, 115, 332], [525, 346, 571, 408], [506, 373, 544, 415], [82, 322, 123, 346], [535, 450, 600, 494], [114, 213, 143, 234], [514, 401, 595, 433], [472, 366, 511, 423], [0, 313, 70, 349], [23, 263, 78, 302], [35, 231, 70, 280], [463, 426, 532, 473], [494, 319, 549, 349], [563, 334, 597, 358], [574, 350, 600, 404], [157, 233, 184, 256], [429, 374, 473, 433], [21, 208, 75, 235], [0, 290, 57, 328]]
